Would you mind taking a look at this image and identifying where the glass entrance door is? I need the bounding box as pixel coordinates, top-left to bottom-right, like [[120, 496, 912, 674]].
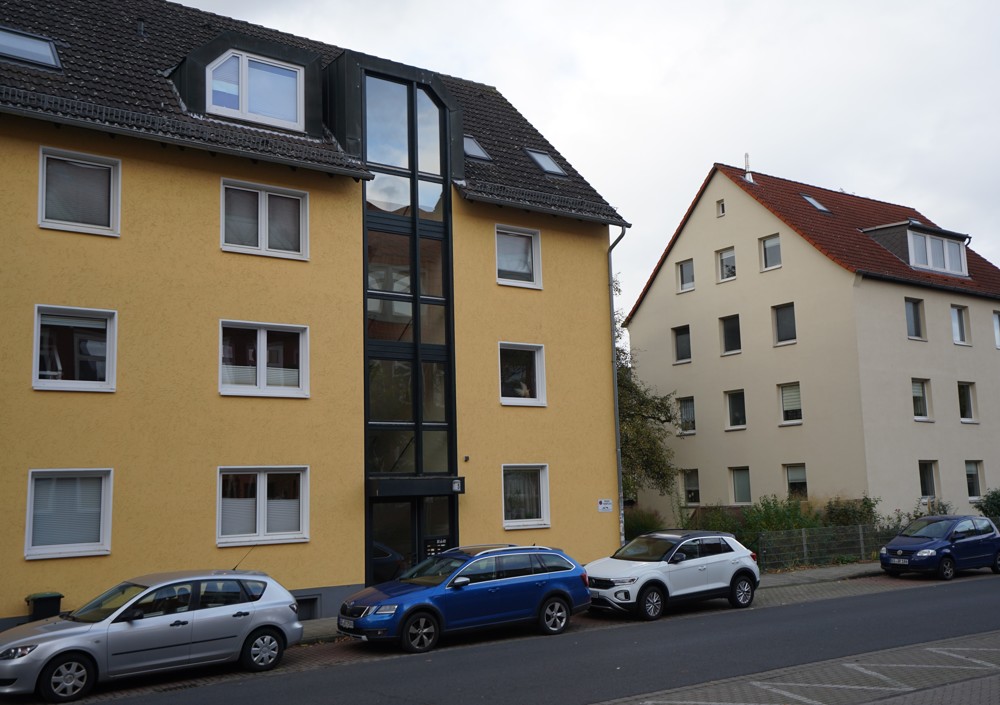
[[369, 497, 455, 585]]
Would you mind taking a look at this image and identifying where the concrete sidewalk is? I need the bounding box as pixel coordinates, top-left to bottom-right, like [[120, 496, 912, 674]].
[[299, 560, 885, 644]]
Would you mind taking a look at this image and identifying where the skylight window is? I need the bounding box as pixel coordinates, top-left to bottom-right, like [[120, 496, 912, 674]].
[[0, 26, 60, 68], [802, 194, 829, 212], [525, 148, 566, 176], [464, 135, 491, 161]]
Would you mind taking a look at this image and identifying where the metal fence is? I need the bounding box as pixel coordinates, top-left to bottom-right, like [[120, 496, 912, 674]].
[[756, 524, 900, 572]]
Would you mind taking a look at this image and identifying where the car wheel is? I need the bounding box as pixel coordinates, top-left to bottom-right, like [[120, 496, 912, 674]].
[[401, 611, 439, 653], [938, 556, 956, 581], [37, 652, 95, 703], [728, 574, 755, 608], [637, 585, 665, 621], [538, 597, 570, 635], [992, 552, 1000, 575], [240, 628, 285, 672]]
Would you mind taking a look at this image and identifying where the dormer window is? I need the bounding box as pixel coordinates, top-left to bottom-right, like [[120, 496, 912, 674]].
[[207, 51, 304, 131], [908, 230, 967, 276], [525, 148, 566, 176]]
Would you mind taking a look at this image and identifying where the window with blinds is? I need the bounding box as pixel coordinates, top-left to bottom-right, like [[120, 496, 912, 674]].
[[218, 468, 308, 545], [34, 305, 117, 392], [40, 148, 120, 236], [26, 469, 111, 559], [780, 383, 802, 423]]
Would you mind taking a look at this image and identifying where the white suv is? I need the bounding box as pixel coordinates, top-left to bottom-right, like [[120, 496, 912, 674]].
[[585, 530, 760, 620]]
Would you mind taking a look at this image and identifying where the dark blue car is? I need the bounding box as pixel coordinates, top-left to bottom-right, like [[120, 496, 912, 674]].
[[880, 515, 1000, 579], [337, 544, 590, 652]]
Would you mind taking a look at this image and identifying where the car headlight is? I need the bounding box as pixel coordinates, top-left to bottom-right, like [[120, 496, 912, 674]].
[[610, 577, 638, 586], [916, 549, 937, 557], [0, 645, 38, 660], [373, 605, 398, 615], [880, 547, 887, 555]]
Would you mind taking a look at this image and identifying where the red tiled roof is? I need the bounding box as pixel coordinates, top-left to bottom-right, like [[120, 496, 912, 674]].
[[625, 164, 1000, 325]]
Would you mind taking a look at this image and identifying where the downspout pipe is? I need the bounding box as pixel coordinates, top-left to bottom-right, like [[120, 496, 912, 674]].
[[608, 225, 627, 545]]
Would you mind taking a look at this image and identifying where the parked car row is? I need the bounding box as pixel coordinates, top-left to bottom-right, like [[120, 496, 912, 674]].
[[4, 515, 997, 702]]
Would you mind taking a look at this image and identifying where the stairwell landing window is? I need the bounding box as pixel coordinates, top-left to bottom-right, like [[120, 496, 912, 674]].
[[677, 259, 695, 292], [720, 315, 741, 355], [958, 382, 977, 423], [717, 247, 736, 281], [951, 305, 970, 345], [673, 325, 691, 363], [731, 467, 751, 504], [726, 389, 747, 430], [760, 235, 781, 270], [967, 461, 984, 501], [26, 469, 113, 559], [683, 469, 700, 505], [779, 382, 802, 424], [218, 467, 308, 545], [918, 460, 937, 500], [33, 305, 117, 392], [786, 464, 807, 500], [499, 343, 546, 406], [39, 148, 120, 237], [678, 397, 696, 434], [773, 303, 796, 345], [905, 298, 925, 340], [912, 378, 931, 421], [220, 321, 309, 397]]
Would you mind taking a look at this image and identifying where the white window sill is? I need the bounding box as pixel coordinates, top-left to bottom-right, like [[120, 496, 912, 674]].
[[914, 417, 935, 423], [26, 546, 111, 560], [907, 336, 927, 342], [774, 340, 797, 348], [717, 277, 737, 284], [725, 425, 747, 432], [217, 535, 309, 547], [721, 350, 741, 357], [779, 420, 803, 427], [497, 277, 542, 290], [673, 359, 692, 366], [960, 419, 979, 425], [953, 341, 972, 347], [34, 381, 116, 393], [220, 387, 309, 398], [761, 265, 782, 273], [677, 287, 695, 294], [222, 245, 309, 261], [503, 521, 550, 530], [500, 398, 547, 407], [40, 221, 120, 238], [678, 430, 696, 436]]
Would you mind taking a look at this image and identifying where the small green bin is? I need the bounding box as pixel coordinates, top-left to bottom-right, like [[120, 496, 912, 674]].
[[25, 592, 63, 621]]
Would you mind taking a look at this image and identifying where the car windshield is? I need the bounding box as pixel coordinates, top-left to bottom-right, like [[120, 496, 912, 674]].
[[69, 582, 148, 623], [398, 556, 467, 586], [900, 518, 953, 539], [612, 536, 677, 562]]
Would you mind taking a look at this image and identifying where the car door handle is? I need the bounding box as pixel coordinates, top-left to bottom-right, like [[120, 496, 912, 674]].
[[488, 588, 501, 593], [170, 620, 189, 627], [232, 611, 250, 618], [698, 566, 707, 571]]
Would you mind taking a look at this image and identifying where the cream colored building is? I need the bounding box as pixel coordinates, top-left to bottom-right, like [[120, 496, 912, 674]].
[[626, 164, 1000, 523], [0, 0, 625, 626]]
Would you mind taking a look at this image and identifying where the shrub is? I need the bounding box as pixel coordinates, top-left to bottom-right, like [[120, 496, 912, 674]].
[[976, 488, 1000, 521], [742, 494, 822, 535], [623, 506, 665, 539], [824, 495, 881, 526]]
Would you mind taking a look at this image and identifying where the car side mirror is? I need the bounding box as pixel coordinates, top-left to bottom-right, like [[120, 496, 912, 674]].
[[119, 607, 144, 622], [451, 576, 471, 589], [669, 553, 686, 564]]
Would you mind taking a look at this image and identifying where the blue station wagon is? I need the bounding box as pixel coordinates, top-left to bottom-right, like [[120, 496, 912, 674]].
[[337, 545, 590, 652], [880, 515, 1000, 579]]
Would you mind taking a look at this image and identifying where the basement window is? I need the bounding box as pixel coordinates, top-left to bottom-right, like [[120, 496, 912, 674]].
[[0, 26, 60, 68]]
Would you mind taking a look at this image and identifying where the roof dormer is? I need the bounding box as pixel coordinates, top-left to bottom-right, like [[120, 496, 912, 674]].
[[171, 31, 324, 137], [863, 220, 969, 277]]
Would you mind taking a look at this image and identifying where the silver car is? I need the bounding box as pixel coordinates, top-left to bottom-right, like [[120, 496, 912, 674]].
[[0, 570, 303, 702]]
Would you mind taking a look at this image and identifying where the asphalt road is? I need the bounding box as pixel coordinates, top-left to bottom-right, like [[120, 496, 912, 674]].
[[87, 575, 1000, 705]]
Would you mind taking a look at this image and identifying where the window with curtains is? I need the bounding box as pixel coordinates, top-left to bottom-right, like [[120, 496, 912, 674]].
[[499, 343, 546, 406], [731, 467, 751, 504], [33, 305, 117, 392], [26, 469, 112, 559], [207, 50, 304, 131], [779, 382, 802, 423], [678, 397, 696, 434], [502, 464, 549, 528], [39, 148, 120, 236], [773, 303, 796, 344], [912, 378, 931, 420], [217, 467, 308, 545], [220, 321, 308, 397], [222, 181, 308, 259], [496, 227, 541, 288], [683, 469, 700, 504]]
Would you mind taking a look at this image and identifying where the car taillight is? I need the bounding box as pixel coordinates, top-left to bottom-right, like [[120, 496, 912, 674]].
[[580, 571, 588, 588], [750, 552, 758, 563]]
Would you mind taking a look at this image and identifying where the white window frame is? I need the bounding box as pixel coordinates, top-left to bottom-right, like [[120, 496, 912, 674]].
[[967, 460, 984, 501], [907, 230, 968, 275], [717, 247, 736, 282], [498, 342, 546, 406], [773, 303, 796, 345], [726, 389, 747, 430], [33, 305, 117, 392], [720, 314, 741, 355], [495, 225, 542, 289], [501, 464, 550, 529], [678, 396, 696, 435], [39, 147, 121, 237], [677, 259, 695, 292], [785, 464, 807, 499], [958, 382, 977, 423], [905, 298, 925, 340], [918, 460, 938, 500], [25, 468, 113, 559], [731, 466, 751, 504], [217, 466, 309, 546], [716, 199, 726, 217], [912, 378, 932, 421], [683, 469, 700, 505], [951, 305, 970, 345], [760, 235, 781, 271], [994, 311, 1000, 348], [221, 180, 309, 260], [206, 50, 305, 131], [673, 325, 691, 364], [779, 382, 802, 425], [219, 320, 309, 398]]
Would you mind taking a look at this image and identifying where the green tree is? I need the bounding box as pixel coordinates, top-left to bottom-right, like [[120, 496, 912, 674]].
[[615, 280, 678, 499]]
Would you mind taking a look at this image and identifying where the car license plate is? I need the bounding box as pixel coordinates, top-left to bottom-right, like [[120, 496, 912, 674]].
[[890, 558, 908, 565], [338, 617, 354, 629]]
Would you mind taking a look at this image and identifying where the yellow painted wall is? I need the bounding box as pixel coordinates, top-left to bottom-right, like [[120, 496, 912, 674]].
[[1, 117, 366, 617], [450, 197, 623, 566]]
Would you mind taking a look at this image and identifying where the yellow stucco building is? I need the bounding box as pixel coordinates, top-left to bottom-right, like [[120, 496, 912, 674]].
[[0, 0, 625, 625]]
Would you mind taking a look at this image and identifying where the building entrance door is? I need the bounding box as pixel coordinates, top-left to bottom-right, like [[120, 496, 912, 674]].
[[369, 496, 455, 585]]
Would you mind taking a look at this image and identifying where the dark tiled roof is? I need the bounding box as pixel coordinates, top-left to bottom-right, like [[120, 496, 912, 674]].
[[0, 0, 626, 225], [626, 164, 1000, 324]]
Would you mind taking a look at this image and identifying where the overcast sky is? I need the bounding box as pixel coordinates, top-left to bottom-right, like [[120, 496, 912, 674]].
[[180, 0, 1000, 315]]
